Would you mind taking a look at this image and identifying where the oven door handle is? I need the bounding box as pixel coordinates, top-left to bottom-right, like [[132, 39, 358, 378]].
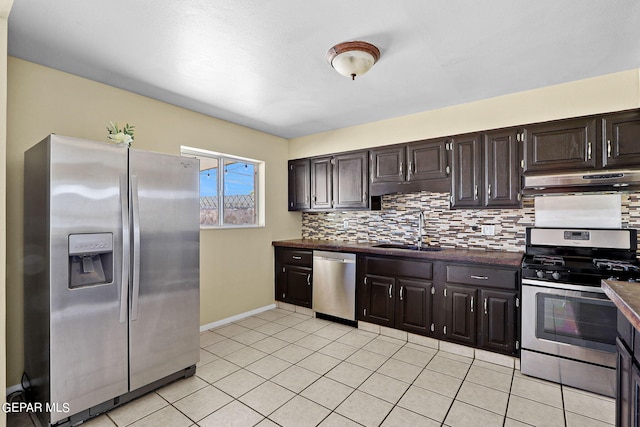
[[522, 278, 606, 294]]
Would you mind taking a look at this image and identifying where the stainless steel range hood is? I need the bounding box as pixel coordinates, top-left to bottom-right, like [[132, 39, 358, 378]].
[[523, 169, 640, 193]]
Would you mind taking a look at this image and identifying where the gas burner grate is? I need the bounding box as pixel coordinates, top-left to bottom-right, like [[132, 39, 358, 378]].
[[593, 258, 640, 272], [531, 255, 565, 266]]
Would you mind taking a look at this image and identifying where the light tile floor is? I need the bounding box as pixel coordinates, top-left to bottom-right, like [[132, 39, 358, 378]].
[[12, 308, 615, 427]]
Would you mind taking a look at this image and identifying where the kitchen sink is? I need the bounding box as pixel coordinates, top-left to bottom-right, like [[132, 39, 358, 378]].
[[373, 243, 443, 251]]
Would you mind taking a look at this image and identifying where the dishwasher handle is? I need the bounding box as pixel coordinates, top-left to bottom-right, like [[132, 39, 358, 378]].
[[313, 256, 356, 264]]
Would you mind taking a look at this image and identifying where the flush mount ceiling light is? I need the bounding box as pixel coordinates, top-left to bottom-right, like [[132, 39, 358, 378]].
[[326, 41, 380, 80]]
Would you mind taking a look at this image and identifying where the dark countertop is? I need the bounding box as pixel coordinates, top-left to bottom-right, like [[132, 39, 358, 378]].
[[272, 239, 524, 267], [602, 280, 640, 331]]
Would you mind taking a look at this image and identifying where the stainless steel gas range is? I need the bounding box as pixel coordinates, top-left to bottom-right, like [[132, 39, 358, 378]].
[[520, 227, 639, 397]]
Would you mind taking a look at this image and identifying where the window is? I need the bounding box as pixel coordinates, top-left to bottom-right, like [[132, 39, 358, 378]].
[[181, 146, 265, 228]]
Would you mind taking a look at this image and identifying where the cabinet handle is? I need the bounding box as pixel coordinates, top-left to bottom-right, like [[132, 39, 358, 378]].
[[474, 185, 478, 200], [400, 286, 404, 301], [389, 284, 393, 299], [484, 298, 488, 315], [470, 296, 474, 313], [607, 140, 612, 158], [362, 190, 367, 201], [470, 275, 488, 280], [407, 162, 413, 179], [445, 165, 450, 175], [307, 274, 311, 286], [399, 162, 403, 176], [587, 142, 592, 160], [487, 184, 492, 198], [364, 277, 368, 285], [292, 255, 302, 260]]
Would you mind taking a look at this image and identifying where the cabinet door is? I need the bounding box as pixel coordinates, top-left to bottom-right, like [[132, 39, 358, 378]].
[[617, 337, 632, 427], [484, 129, 520, 208], [445, 284, 477, 346], [310, 157, 333, 210], [602, 110, 640, 168], [451, 134, 482, 208], [362, 274, 395, 327], [397, 278, 433, 335], [288, 159, 310, 211], [523, 118, 597, 173], [479, 289, 516, 354], [333, 151, 368, 209], [370, 146, 405, 183], [284, 265, 312, 308], [407, 138, 449, 182], [632, 363, 640, 427]]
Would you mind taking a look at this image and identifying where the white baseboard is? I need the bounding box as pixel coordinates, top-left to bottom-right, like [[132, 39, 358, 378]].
[[199, 303, 276, 332]]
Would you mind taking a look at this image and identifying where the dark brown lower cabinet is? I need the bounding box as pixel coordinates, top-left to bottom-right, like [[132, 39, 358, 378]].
[[445, 284, 477, 346], [282, 266, 312, 307], [632, 365, 640, 427], [397, 278, 434, 335], [275, 247, 313, 308], [480, 289, 516, 353], [358, 256, 434, 335], [443, 264, 519, 355], [618, 337, 632, 427], [362, 274, 395, 327]]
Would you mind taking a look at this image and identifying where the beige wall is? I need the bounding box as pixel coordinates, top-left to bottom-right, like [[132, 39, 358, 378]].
[[289, 69, 640, 159], [1, 2, 13, 425], [6, 57, 302, 386]]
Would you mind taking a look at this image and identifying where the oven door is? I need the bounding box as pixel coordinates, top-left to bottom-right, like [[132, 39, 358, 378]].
[[522, 280, 617, 367]]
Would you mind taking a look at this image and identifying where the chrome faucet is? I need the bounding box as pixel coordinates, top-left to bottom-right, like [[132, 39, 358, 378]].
[[417, 210, 425, 250]]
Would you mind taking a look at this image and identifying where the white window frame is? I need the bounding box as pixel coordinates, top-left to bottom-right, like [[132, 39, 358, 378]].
[[181, 146, 265, 229]]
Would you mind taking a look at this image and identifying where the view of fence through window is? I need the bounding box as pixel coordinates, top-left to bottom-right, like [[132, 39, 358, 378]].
[[180, 145, 263, 228]]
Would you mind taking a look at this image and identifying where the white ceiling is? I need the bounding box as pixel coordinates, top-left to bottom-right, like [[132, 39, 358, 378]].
[[7, 1, 640, 139]]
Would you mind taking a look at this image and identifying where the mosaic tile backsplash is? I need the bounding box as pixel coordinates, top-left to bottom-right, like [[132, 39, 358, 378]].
[[301, 191, 640, 253]]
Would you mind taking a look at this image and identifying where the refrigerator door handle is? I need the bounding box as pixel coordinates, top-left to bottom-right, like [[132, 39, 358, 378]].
[[131, 175, 141, 321], [119, 175, 130, 323]]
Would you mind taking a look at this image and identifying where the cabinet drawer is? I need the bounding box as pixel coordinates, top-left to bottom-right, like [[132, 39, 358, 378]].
[[364, 256, 432, 280], [278, 248, 313, 267], [446, 265, 517, 290]]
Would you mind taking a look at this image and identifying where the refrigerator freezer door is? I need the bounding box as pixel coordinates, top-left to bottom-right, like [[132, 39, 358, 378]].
[[128, 149, 200, 390], [47, 136, 129, 422]]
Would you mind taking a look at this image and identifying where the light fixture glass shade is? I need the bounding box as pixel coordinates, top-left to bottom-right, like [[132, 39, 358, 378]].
[[331, 51, 376, 79], [326, 41, 380, 80]]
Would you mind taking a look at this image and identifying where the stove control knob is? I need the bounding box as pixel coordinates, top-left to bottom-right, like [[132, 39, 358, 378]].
[[551, 272, 561, 280], [536, 270, 545, 278]]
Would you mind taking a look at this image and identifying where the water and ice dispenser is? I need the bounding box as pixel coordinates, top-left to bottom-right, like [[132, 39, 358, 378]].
[[68, 233, 114, 288]]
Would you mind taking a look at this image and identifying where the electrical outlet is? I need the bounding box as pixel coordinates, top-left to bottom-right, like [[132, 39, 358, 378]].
[[482, 225, 496, 236], [343, 219, 349, 229]]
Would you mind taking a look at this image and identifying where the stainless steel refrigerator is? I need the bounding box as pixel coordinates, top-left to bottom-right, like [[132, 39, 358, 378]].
[[23, 134, 200, 426]]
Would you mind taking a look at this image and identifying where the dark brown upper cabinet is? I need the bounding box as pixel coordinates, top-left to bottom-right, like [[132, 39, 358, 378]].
[[451, 130, 521, 209], [310, 157, 333, 210], [407, 139, 450, 182], [602, 110, 640, 169], [370, 145, 405, 184], [288, 159, 310, 210], [451, 133, 482, 208], [523, 117, 598, 173], [484, 129, 521, 208], [369, 138, 451, 196], [333, 151, 369, 210]]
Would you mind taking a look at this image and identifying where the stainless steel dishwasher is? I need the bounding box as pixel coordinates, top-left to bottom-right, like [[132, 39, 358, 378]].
[[312, 251, 356, 321]]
